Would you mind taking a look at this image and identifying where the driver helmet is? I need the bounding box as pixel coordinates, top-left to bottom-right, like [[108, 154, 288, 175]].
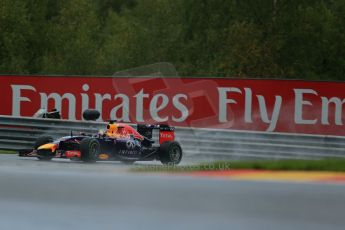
[[106, 121, 127, 138], [106, 121, 119, 137]]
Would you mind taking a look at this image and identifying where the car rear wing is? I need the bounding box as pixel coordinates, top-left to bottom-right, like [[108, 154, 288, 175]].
[[137, 124, 175, 144]]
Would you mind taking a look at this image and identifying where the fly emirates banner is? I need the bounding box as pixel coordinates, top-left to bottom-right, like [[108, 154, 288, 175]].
[[0, 75, 344, 136]]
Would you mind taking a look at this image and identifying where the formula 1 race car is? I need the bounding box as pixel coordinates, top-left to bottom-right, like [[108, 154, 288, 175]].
[[19, 121, 182, 165]]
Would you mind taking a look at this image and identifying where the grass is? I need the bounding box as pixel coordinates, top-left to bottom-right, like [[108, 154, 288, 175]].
[[132, 158, 345, 173], [0, 150, 16, 154], [213, 159, 345, 172]]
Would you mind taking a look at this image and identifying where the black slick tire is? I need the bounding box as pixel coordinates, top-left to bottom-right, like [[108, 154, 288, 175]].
[[80, 138, 100, 163], [159, 141, 182, 165]]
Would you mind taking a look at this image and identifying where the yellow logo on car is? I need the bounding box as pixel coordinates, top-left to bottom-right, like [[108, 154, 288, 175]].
[[98, 153, 109, 160]]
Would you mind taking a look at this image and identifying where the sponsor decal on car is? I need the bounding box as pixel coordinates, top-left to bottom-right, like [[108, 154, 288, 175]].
[[126, 140, 136, 150], [65, 150, 81, 158], [118, 149, 139, 155], [98, 153, 109, 160]]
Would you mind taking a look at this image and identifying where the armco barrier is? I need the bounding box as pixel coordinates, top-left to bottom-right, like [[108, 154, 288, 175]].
[[0, 115, 345, 161]]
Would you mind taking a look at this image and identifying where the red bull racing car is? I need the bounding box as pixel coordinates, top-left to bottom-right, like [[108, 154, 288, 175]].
[[19, 121, 182, 165]]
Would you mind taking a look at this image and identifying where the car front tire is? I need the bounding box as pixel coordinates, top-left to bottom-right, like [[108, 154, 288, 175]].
[[80, 138, 100, 163]]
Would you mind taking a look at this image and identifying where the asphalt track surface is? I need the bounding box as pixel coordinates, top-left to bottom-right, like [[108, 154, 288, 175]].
[[1, 154, 345, 230]]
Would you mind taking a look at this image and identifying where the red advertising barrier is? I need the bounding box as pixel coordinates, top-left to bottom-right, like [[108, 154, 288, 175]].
[[0, 75, 344, 136]]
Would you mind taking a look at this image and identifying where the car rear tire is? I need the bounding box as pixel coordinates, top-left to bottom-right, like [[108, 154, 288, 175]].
[[159, 141, 182, 165], [82, 109, 100, 121], [34, 136, 54, 161], [80, 138, 100, 163]]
